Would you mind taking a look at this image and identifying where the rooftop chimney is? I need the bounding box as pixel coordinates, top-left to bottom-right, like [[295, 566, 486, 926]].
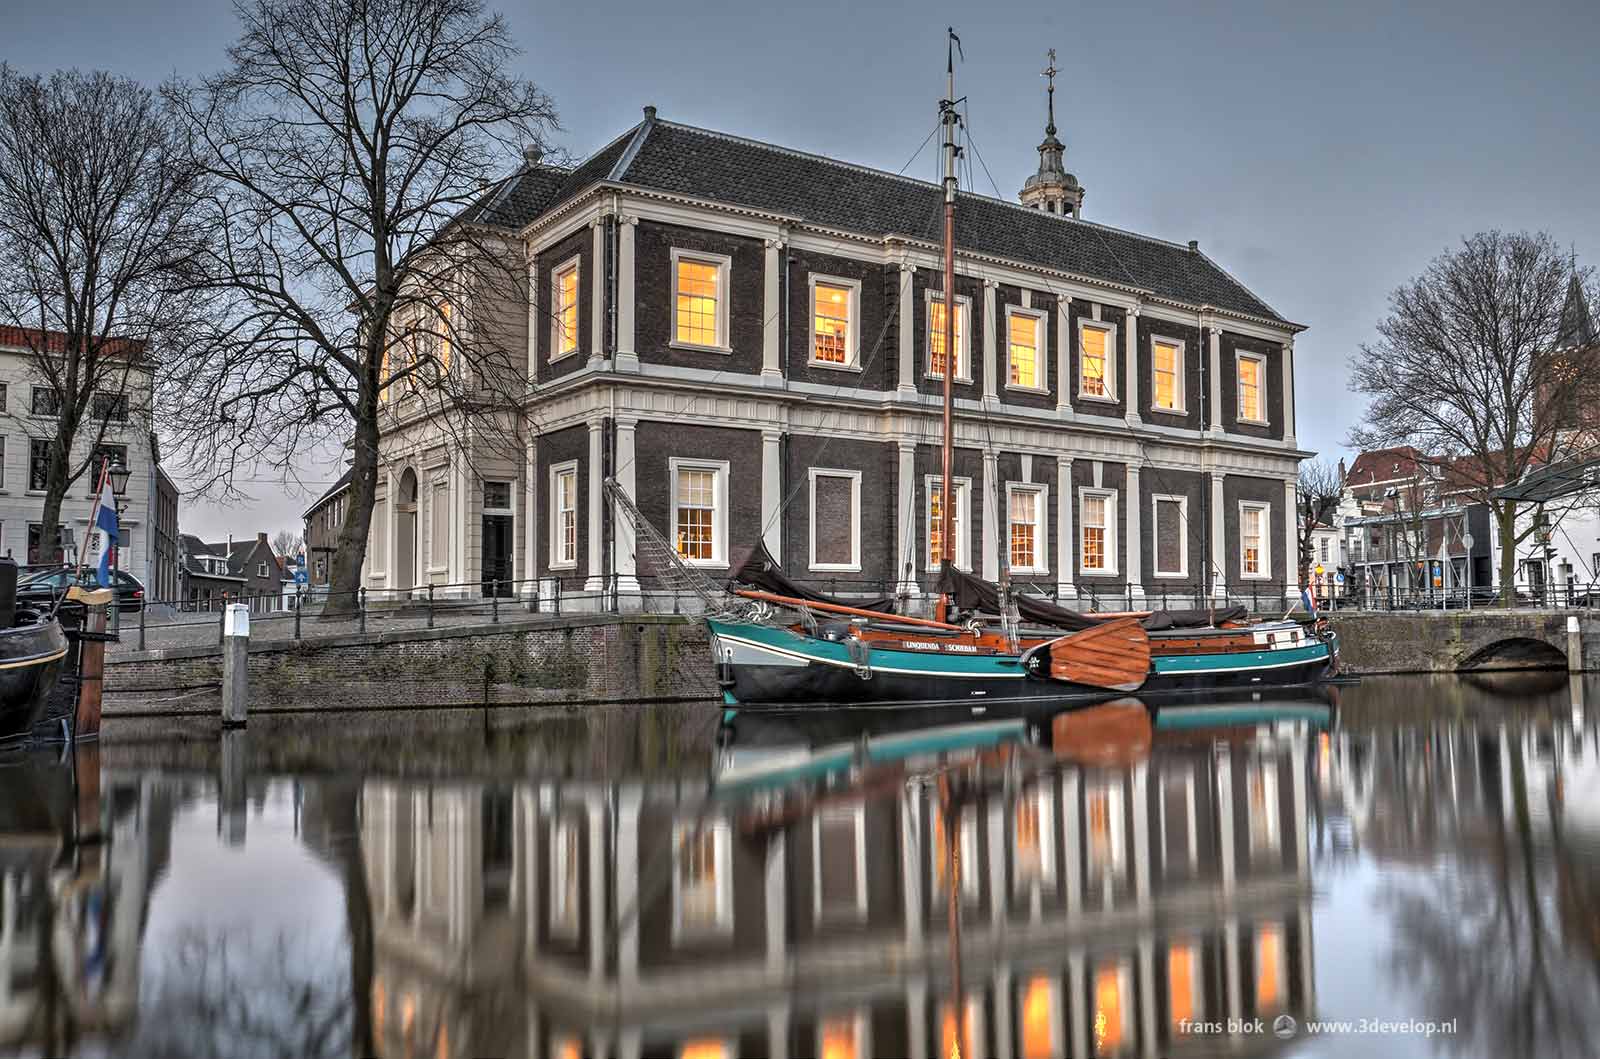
[[643, 105, 657, 122], [1188, 240, 1199, 253], [521, 143, 544, 168]]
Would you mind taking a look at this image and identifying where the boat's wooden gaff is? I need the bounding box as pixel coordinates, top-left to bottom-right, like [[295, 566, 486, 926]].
[[731, 589, 963, 631], [1037, 617, 1151, 692]]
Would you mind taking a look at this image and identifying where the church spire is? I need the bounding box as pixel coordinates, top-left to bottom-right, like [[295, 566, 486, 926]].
[[1018, 49, 1084, 218]]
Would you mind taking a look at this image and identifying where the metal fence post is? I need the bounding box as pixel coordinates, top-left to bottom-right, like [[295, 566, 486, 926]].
[[218, 597, 227, 645], [359, 587, 367, 633], [427, 583, 435, 629], [492, 581, 500, 624], [294, 597, 302, 641], [137, 597, 146, 652], [554, 579, 562, 616]]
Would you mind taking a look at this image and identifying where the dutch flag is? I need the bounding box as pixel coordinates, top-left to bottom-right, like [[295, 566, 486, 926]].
[[1300, 585, 1318, 620], [93, 473, 119, 587]]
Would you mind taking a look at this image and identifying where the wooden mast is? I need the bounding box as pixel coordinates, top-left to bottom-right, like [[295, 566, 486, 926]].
[[937, 30, 960, 623]]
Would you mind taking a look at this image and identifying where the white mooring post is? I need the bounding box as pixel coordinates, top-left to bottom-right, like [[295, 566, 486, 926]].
[[1569, 615, 1584, 674], [222, 603, 250, 727]]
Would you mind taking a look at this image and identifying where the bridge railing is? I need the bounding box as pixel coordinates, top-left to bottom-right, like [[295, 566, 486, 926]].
[[1314, 579, 1600, 612]]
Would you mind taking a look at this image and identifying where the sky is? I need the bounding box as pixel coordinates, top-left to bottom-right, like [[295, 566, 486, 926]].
[[8, 0, 1600, 540]]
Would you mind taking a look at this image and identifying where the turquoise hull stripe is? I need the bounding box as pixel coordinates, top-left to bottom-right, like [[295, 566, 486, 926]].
[[1156, 704, 1332, 730], [715, 720, 1028, 794], [1150, 642, 1330, 675]]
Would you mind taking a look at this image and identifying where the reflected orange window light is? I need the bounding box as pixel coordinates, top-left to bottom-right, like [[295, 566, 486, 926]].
[[679, 1039, 730, 1059], [1168, 944, 1196, 1030], [1094, 965, 1124, 1055], [1257, 925, 1283, 1010], [372, 979, 386, 1032], [553, 1037, 581, 1059], [820, 1016, 859, 1059], [1021, 976, 1057, 1059], [940, 1003, 973, 1059]]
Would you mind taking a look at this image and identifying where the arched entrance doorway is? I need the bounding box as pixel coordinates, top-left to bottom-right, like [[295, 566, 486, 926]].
[[396, 468, 419, 592]]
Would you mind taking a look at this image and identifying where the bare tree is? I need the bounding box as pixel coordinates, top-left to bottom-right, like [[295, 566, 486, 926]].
[[271, 528, 303, 560], [0, 68, 204, 562], [164, 0, 557, 614], [1295, 458, 1343, 584], [1349, 231, 1585, 603]]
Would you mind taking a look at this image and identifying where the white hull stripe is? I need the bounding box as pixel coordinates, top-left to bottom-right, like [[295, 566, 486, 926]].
[[716, 633, 1029, 679]]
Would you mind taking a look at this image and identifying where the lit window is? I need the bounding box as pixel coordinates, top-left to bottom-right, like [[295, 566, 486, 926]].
[[926, 293, 970, 381], [1093, 963, 1131, 1056], [1168, 943, 1202, 1032], [1008, 485, 1046, 574], [550, 814, 581, 938], [1152, 338, 1183, 412], [931, 802, 979, 903], [1085, 780, 1126, 887], [1248, 760, 1280, 857], [1019, 976, 1062, 1059], [1008, 309, 1045, 389], [1237, 352, 1265, 423], [811, 278, 858, 366], [1255, 925, 1285, 1012], [1079, 323, 1113, 399], [1240, 502, 1270, 579], [673, 820, 732, 939], [673, 252, 729, 349], [1152, 495, 1187, 578], [819, 1013, 867, 1059], [1080, 489, 1116, 575], [926, 477, 971, 571], [552, 259, 580, 358], [551, 463, 577, 568], [672, 460, 727, 566], [1013, 782, 1056, 892]]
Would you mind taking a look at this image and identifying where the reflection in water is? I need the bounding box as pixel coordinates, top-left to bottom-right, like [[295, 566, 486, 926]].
[[9, 681, 1600, 1057]]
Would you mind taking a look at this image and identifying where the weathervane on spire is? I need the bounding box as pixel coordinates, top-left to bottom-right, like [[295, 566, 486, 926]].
[[1042, 48, 1058, 135]]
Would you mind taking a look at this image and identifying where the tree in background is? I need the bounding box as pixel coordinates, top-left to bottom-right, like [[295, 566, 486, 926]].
[[1295, 458, 1343, 585], [0, 68, 204, 562], [1349, 231, 1585, 604], [163, 0, 557, 614], [271, 529, 304, 562]]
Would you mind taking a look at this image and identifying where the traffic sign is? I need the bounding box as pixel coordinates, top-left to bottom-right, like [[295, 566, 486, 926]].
[[1335, 572, 1346, 584], [1314, 564, 1324, 575]]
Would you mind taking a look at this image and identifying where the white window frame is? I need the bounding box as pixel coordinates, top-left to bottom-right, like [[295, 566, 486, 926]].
[[671, 818, 734, 942], [1151, 494, 1189, 578], [1003, 305, 1048, 393], [807, 468, 862, 572], [256, 562, 267, 578], [483, 479, 514, 515], [923, 474, 973, 572], [1078, 487, 1118, 576], [1238, 500, 1272, 580], [669, 457, 730, 568], [548, 460, 579, 570], [811, 802, 868, 924], [923, 290, 973, 383], [549, 254, 581, 362], [1004, 482, 1049, 575], [669, 248, 733, 354], [549, 813, 581, 940], [1150, 334, 1187, 414], [1076, 319, 1118, 402], [1011, 781, 1057, 893], [1235, 350, 1268, 425], [807, 274, 862, 371]]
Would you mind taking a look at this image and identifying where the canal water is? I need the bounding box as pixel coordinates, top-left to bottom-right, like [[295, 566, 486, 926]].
[[2, 676, 1597, 1059]]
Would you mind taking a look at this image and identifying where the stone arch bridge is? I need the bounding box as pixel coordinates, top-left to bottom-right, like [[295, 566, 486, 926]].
[[1327, 610, 1597, 674]]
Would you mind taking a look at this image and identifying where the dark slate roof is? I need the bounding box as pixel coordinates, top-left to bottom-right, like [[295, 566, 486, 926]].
[[301, 469, 353, 520], [521, 117, 1285, 321], [463, 130, 639, 231], [1559, 274, 1596, 349]]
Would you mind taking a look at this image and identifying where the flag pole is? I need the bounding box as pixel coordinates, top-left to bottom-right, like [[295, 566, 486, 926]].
[[76, 458, 109, 578]]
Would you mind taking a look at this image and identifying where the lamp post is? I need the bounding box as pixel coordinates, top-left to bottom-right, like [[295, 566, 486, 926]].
[[107, 458, 130, 634]]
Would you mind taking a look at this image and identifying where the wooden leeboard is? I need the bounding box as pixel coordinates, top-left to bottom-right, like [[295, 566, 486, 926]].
[[1052, 701, 1153, 766], [1046, 617, 1151, 691]]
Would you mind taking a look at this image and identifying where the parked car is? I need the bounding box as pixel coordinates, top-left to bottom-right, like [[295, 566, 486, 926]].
[[15, 567, 146, 612]]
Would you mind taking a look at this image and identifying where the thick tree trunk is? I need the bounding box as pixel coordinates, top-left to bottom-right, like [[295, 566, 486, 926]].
[[39, 409, 83, 566], [323, 393, 381, 618], [1496, 500, 1518, 606]]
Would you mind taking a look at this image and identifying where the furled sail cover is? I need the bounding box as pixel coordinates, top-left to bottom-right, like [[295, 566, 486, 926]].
[[938, 563, 1248, 631], [729, 542, 897, 614]]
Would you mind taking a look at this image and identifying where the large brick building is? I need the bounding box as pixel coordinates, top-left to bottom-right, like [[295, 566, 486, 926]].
[[367, 93, 1307, 609]]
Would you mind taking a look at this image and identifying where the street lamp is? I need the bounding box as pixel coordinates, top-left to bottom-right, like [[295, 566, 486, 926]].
[[108, 459, 131, 502]]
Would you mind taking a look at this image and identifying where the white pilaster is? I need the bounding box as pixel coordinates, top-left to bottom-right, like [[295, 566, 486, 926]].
[[584, 419, 605, 594], [982, 279, 1000, 407], [525, 250, 539, 379], [1282, 335, 1296, 445], [900, 786, 924, 952], [587, 793, 606, 982], [1056, 297, 1074, 417], [1216, 746, 1235, 894], [1062, 771, 1081, 915], [383, 467, 399, 587], [1207, 320, 1224, 436], [897, 263, 917, 397], [616, 786, 641, 990], [762, 239, 784, 386], [982, 449, 999, 581], [1124, 306, 1142, 424], [1057, 456, 1075, 599], [1067, 952, 1088, 1059], [761, 431, 783, 562], [1284, 477, 1299, 599], [1138, 935, 1158, 1059], [897, 441, 919, 595], [523, 436, 538, 599], [1126, 464, 1144, 601], [1211, 471, 1227, 600], [1224, 917, 1242, 1034], [765, 831, 786, 973], [589, 220, 606, 369], [615, 217, 639, 372], [614, 417, 640, 601], [1132, 762, 1151, 905]]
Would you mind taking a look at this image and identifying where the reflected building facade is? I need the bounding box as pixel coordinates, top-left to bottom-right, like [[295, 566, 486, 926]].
[[360, 723, 1317, 1058]]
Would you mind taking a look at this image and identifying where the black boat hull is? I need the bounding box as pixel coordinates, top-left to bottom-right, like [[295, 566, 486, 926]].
[[0, 620, 71, 744]]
